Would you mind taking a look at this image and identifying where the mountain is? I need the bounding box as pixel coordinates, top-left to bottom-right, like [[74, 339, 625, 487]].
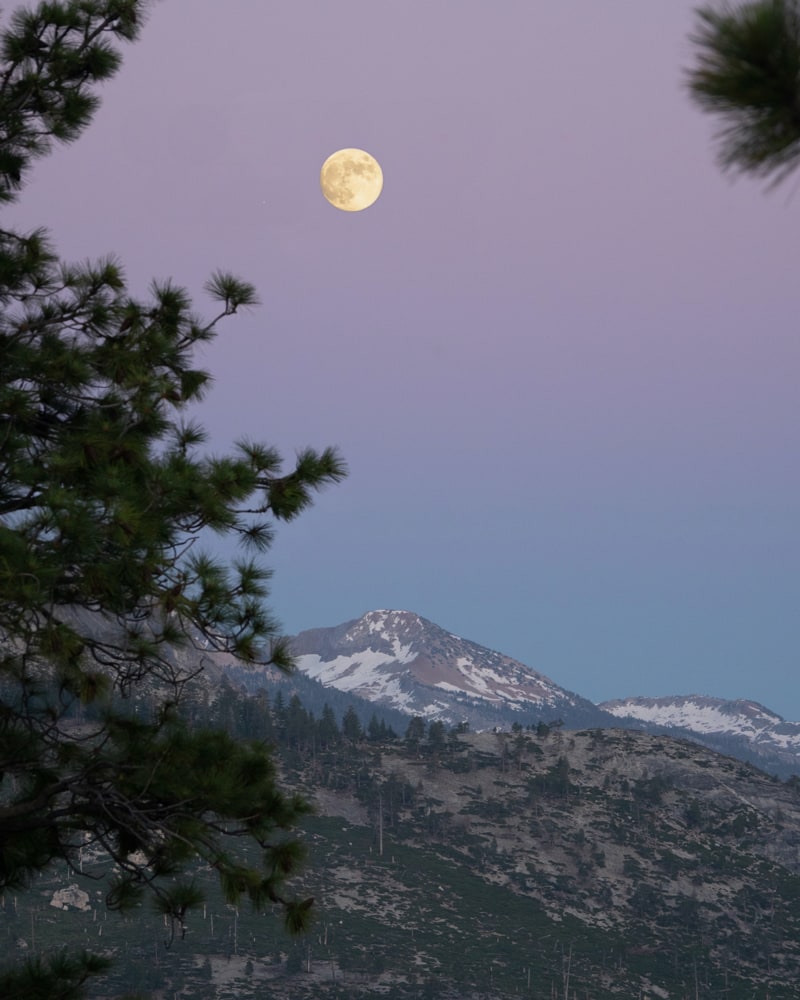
[[288, 609, 605, 731], [289, 726, 800, 999], [600, 694, 800, 779], [15, 720, 800, 998], [286, 610, 800, 779], [12, 614, 800, 995]]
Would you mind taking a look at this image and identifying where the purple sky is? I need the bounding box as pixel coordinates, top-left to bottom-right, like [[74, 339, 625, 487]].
[[8, 1, 799, 717]]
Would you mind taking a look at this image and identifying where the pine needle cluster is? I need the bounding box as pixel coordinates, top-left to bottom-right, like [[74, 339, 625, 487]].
[[0, 4, 345, 996], [688, 0, 800, 187]]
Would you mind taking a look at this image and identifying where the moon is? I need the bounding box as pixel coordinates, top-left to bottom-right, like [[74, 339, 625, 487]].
[[320, 148, 383, 212]]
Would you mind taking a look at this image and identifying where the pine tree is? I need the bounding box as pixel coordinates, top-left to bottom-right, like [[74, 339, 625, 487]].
[[0, 3, 345, 996], [687, 0, 800, 187], [427, 719, 446, 750], [317, 703, 341, 749], [405, 715, 426, 748], [285, 693, 313, 750], [342, 705, 363, 743], [367, 711, 383, 741]]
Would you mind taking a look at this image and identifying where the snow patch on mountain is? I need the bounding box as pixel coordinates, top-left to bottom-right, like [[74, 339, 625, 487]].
[[289, 610, 583, 728], [300, 642, 415, 694], [599, 695, 800, 754], [272, 609, 800, 775], [602, 695, 776, 734]]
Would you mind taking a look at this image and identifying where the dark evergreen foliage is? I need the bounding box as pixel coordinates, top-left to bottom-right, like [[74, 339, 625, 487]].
[[0, 951, 111, 1000], [342, 705, 364, 743], [687, 0, 800, 186], [0, 3, 345, 996], [223, 656, 409, 735]]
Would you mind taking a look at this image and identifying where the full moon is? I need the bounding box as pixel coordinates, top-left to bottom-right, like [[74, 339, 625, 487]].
[[320, 148, 383, 212]]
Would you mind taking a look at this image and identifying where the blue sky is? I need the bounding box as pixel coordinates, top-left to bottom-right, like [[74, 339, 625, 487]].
[[7, 0, 799, 717]]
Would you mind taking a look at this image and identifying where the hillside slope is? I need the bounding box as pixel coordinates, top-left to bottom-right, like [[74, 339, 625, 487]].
[[6, 722, 800, 999], [286, 727, 800, 999], [284, 611, 800, 778], [601, 695, 800, 779]]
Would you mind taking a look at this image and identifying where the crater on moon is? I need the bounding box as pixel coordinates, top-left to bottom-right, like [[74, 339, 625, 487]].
[[320, 148, 383, 212]]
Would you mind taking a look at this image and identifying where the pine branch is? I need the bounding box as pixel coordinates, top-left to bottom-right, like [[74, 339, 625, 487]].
[[688, 0, 800, 186]]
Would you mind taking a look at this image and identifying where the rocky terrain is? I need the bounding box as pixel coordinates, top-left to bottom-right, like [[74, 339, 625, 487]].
[[6, 712, 800, 999], [600, 694, 800, 778], [285, 726, 800, 998], [287, 610, 800, 778], [7, 610, 800, 999], [289, 609, 589, 728]]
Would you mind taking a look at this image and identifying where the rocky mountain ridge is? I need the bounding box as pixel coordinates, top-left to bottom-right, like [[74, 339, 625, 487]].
[[600, 693, 800, 746], [286, 610, 800, 778], [289, 609, 595, 730], [599, 694, 800, 779], [271, 724, 800, 997], [13, 710, 800, 999]]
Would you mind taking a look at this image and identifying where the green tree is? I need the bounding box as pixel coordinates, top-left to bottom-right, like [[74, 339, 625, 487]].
[[367, 711, 383, 741], [285, 693, 313, 750], [0, 2, 345, 996], [342, 705, 363, 743], [405, 715, 426, 748], [240, 688, 274, 743], [687, 0, 800, 187], [317, 703, 341, 749], [427, 719, 446, 749]]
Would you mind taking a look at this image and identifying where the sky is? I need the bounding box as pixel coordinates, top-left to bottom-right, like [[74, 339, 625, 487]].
[[7, 1, 799, 718]]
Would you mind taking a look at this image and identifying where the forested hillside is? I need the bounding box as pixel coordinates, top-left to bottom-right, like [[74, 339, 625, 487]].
[[6, 683, 800, 999]]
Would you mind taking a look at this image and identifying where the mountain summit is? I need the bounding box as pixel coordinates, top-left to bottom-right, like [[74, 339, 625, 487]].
[[289, 610, 593, 730], [283, 611, 799, 777]]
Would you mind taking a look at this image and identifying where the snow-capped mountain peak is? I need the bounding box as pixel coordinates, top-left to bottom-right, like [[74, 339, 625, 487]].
[[288, 610, 585, 728], [276, 611, 799, 776]]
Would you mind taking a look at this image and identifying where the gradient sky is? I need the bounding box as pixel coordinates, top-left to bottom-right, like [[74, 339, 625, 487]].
[[7, 1, 799, 718]]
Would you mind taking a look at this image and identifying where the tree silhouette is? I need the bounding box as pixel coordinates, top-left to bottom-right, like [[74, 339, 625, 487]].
[[0, 3, 344, 996], [687, 0, 800, 187]]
